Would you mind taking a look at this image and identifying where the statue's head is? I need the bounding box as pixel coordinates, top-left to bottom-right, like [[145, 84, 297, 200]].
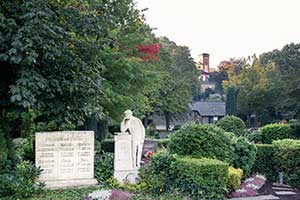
[[124, 110, 133, 118]]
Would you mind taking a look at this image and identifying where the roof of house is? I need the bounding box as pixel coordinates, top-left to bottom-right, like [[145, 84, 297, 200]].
[[190, 101, 225, 117]]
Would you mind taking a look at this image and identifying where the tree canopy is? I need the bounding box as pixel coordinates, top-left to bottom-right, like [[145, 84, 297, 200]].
[[0, 0, 199, 137]]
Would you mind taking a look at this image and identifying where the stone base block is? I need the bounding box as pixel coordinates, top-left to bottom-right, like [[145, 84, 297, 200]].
[[114, 170, 139, 184], [44, 178, 98, 189]]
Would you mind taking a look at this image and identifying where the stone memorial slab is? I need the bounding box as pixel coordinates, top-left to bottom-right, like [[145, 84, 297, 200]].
[[114, 132, 138, 184], [35, 131, 98, 189]]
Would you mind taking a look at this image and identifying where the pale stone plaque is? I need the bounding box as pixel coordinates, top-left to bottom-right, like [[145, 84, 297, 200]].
[[114, 132, 139, 184], [35, 131, 98, 189]]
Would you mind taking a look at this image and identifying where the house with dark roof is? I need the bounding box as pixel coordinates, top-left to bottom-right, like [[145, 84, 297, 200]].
[[190, 101, 225, 124], [152, 101, 226, 130]]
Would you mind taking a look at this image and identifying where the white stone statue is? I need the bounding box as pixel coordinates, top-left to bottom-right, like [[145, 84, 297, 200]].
[[120, 110, 145, 169]]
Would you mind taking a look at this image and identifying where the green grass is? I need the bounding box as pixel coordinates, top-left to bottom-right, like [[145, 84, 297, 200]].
[[25, 186, 100, 200], [2, 186, 187, 200]]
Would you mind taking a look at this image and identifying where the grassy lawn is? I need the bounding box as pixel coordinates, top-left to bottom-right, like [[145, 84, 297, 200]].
[[1, 186, 187, 200], [24, 186, 99, 200]]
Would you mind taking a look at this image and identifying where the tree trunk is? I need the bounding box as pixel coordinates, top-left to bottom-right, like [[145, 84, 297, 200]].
[[165, 112, 170, 132]]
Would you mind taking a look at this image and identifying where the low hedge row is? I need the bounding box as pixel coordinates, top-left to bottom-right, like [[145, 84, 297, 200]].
[[273, 139, 300, 187], [171, 157, 229, 200], [253, 139, 300, 186], [140, 151, 229, 199]]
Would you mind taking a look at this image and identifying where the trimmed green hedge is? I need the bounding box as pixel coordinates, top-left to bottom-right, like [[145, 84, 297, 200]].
[[273, 139, 300, 187], [289, 121, 300, 139], [216, 115, 246, 136], [139, 150, 176, 194], [168, 123, 234, 164], [171, 157, 229, 200], [253, 140, 300, 186], [252, 144, 277, 182], [261, 124, 291, 144]]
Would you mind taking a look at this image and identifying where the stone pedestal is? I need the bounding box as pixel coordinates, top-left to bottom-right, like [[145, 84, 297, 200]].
[[114, 132, 139, 184], [35, 131, 98, 189]]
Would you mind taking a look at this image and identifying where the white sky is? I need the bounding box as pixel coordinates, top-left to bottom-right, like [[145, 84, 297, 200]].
[[135, 0, 300, 67]]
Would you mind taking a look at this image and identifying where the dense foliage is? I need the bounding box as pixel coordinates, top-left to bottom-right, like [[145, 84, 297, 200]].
[[217, 115, 246, 136], [260, 123, 291, 144], [0, 128, 17, 172], [228, 166, 243, 191], [139, 150, 176, 194], [260, 43, 300, 116], [254, 140, 300, 186], [94, 152, 114, 183], [253, 144, 277, 182], [0, 161, 43, 198], [168, 123, 234, 164], [246, 130, 263, 143], [0, 0, 199, 139], [171, 157, 229, 200], [273, 139, 300, 187], [223, 58, 281, 125], [223, 43, 300, 124], [289, 120, 300, 139], [232, 136, 256, 176]]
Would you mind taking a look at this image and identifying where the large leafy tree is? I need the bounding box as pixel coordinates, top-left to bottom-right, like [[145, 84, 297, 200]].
[[153, 37, 200, 130], [0, 0, 158, 137], [260, 43, 300, 116], [223, 58, 281, 124]]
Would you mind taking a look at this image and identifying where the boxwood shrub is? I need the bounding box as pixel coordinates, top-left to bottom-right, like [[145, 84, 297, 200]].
[[168, 123, 234, 164], [261, 124, 291, 144], [252, 144, 277, 182], [228, 167, 243, 191], [233, 136, 257, 176], [216, 115, 246, 136], [171, 157, 229, 200], [246, 130, 263, 143], [139, 150, 176, 194], [273, 139, 300, 187], [289, 121, 300, 139]]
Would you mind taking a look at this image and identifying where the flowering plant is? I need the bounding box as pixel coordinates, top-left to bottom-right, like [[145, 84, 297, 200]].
[[145, 151, 154, 160]]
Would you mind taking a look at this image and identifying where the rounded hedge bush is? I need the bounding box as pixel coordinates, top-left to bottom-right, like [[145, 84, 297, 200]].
[[216, 115, 246, 136], [261, 123, 291, 144], [233, 136, 257, 176], [168, 123, 234, 164]]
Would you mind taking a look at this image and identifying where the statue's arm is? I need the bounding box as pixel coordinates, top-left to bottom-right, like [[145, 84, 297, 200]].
[[120, 120, 127, 132]]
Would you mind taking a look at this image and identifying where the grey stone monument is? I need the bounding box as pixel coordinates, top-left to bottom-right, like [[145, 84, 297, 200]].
[[35, 131, 98, 189]]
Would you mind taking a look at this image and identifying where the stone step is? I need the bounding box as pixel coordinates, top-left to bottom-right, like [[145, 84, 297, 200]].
[[274, 191, 297, 196], [273, 183, 292, 188], [229, 195, 280, 200], [272, 186, 294, 191]]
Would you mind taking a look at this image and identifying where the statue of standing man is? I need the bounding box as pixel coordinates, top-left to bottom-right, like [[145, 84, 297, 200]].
[[120, 110, 145, 169]]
